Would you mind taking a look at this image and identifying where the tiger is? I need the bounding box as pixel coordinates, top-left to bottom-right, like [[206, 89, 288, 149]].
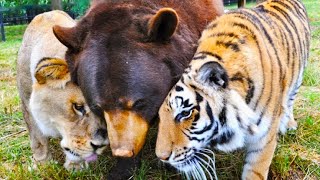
[[155, 0, 310, 179]]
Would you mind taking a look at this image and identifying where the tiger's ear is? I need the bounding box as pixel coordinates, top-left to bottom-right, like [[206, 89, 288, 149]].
[[35, 58, 71, 89], [148, 8, 179, 41], [197, 62, 229, 88]]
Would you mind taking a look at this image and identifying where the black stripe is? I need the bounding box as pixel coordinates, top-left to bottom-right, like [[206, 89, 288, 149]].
[[206, 23, 217, 29], [216, 40, 240, 52], [35, 57, 56, 69], [246, 148, 263, 156], [252, 5, 288, 64], [183, 99, 192, 108], [35, 63, 66, 75], [276, 1, 307, 22], [235, 9, 283, 78], [175, 85, 183, 92], [214, 129, 235, 145], [286, 1, 310, 58], [256, 5, 295, 64], [192, 55, 207, 60], [230, 72, 244, 82], [181, 130, 205, 142], [218, 105, 226, 125], [193, 113, 200, 123], [206, 102, 213, 122], [196, 51, 222, 61], [256, 111, 266, 126], [230, 72, 255, 104], [195, 92, 203, 103], [231, 22, 265, 112], [271, 5, 304, 93], [245, 78, 255, 104], [256, 5, 297, 96], [208, 32, 240, 39], [285, 0, 307, 20], [180, 75, 185, 84], [232, 11, 275, 117]]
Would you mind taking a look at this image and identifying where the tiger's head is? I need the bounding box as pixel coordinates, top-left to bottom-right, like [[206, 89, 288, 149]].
[[156, 57, 258, 177]]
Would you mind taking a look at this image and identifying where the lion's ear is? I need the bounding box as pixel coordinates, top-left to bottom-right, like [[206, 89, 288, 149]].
[[35, 58, 71, 88], [148, 8, 179, 41]]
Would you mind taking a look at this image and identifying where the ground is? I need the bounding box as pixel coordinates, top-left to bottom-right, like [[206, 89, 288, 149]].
[[0, 0, 319, 179]]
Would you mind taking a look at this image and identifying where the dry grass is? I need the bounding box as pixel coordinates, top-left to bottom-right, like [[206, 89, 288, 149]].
[[0, 0, 319, 179]]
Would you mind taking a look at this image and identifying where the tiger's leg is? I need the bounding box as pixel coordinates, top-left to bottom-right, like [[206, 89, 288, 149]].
[[285, 82, 301, 131], [22, 101, 51, 165], [242, 122, 279, 180], [279, 78, 299, 134], [279, 105, 297, 134]]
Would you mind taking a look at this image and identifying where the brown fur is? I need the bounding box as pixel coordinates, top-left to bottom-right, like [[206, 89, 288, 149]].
[[53, 0, 224, 159]]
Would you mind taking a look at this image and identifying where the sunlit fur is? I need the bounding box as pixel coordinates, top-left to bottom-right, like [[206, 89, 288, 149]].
[[156, 0, 310, 179], [17, 11, 108, 170]]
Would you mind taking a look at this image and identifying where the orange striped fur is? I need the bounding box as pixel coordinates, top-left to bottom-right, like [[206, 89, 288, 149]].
[[156, 0, 310, 179]]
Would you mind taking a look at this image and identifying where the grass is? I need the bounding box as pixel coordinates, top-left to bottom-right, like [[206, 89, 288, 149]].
[[0, 0, 319, 179]]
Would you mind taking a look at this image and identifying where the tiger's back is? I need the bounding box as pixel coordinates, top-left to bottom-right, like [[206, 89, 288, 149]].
[[201, 0, 310, 128], [156, 0, 310, 179]]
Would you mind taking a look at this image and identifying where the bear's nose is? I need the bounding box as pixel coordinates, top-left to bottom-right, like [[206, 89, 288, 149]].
[[113, 149, 134, 157]]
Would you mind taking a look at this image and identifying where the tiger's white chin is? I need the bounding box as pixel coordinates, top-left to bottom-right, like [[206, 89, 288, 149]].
[[167, 149, 218, 180]]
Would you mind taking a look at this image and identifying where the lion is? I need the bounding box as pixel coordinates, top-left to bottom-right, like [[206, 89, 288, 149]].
[[17, 10, 109, 170]]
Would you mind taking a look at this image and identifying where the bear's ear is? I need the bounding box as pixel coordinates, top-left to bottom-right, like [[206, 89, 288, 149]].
[[35, 58, 71, 88], [148, 8, 179, 41], [53, 24, 88, 50], [197, 62, 229, 88]]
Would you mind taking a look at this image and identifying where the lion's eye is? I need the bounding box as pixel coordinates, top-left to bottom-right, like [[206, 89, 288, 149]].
[[73, 103, 86, 116], [175, 110, 193, 122]]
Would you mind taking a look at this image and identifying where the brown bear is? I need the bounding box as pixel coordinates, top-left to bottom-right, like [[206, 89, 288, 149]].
[[53, 0, 225, 178]]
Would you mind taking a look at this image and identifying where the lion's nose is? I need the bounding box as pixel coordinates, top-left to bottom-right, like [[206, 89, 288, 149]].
[[94, 128, 107, 140], [90, 142, 106, 151]]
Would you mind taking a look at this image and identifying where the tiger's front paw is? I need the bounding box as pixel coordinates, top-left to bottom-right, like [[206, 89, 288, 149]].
[[64, 159, 88, 171]]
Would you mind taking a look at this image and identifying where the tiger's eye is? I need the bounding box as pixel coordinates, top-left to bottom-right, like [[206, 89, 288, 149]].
[[182, 111, 190, 116]]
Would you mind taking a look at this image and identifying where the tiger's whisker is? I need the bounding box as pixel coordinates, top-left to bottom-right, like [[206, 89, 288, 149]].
[[196, 156, 214, 180]]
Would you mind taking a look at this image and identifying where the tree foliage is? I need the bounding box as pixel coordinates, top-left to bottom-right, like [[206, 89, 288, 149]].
[[0, 0, 89, 18], [0, 0, 50, 7]]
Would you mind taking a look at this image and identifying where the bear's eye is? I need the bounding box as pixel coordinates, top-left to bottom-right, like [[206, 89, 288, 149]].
[[73, 103, 86, 116]]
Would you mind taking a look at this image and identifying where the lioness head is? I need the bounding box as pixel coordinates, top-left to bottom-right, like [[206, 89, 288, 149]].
[[30, 58, 109, 164]]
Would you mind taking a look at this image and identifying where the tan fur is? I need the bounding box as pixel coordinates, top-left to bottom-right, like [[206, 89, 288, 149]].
[[104, 111, 148, 157], [17, 11, 108, 170]]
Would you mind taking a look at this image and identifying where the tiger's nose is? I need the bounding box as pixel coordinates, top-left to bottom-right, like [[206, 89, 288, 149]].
[[157, 151, 171, 161]]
